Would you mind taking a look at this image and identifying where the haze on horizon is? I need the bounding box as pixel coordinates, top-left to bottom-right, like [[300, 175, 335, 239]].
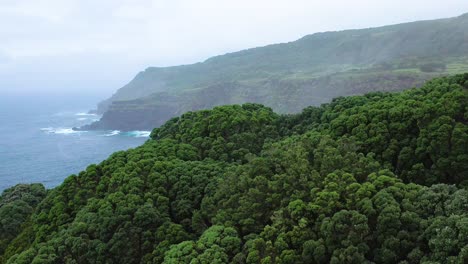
[[1, 0, 468, 96]]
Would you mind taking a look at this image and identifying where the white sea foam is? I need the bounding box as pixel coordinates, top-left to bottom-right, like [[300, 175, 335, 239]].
[[77, 117, 88, 121], [103, 130, 121, 137], [41, 127, 85, 135], [75, 112, 97, 116], [125, 131, 151, 138]]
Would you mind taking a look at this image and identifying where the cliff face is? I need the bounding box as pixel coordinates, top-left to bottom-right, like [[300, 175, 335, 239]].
[[86, 13, 468, 130], [81, 105, 179, 131], [81, 95, 180, 131], [83, 71, 436, 131]]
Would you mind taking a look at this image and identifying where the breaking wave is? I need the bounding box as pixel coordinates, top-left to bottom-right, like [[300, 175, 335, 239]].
[[40, 127, 86, 135]]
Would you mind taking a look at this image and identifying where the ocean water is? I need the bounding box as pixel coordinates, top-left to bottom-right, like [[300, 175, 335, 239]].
[[0, 94, 149, 192]]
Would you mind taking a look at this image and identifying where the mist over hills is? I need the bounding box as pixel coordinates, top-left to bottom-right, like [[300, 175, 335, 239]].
[[83, 12, 468, 131]]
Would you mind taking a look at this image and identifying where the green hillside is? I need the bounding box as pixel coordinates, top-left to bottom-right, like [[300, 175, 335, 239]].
[[2, 74, 467, 263], [84, 13, 468, 131]]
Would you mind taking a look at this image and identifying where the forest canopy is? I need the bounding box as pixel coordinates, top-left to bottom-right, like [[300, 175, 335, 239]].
[[0, 74, 467, 263]]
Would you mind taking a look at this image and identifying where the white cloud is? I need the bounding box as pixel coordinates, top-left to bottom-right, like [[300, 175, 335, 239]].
[[0, 0, 76, 23]]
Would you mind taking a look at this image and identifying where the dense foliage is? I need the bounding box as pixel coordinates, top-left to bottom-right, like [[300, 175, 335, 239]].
[[1, 74, 467, 263], [0, 184, 46, 263]]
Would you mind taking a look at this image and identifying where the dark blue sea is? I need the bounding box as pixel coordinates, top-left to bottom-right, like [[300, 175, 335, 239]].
[[0, 94, 149, 192]]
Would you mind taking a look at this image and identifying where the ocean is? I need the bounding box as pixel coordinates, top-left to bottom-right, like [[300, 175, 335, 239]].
[[0, 94, 149, 192]]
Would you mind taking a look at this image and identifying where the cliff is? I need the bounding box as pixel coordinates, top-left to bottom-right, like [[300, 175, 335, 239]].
[[86, 12, 468, 130]]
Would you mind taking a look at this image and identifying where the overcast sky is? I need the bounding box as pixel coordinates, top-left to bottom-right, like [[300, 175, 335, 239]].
[[1, 0, 468, 96]]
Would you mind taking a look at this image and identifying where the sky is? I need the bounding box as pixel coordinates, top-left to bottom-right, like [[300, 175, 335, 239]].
[[1, 0, 468, 97]]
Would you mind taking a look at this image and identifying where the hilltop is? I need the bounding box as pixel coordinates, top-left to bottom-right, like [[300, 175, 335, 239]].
[[82, 13, 468, 131]]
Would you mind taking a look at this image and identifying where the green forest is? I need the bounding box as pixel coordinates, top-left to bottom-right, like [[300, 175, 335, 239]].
[[1, 74, 467, 263]]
